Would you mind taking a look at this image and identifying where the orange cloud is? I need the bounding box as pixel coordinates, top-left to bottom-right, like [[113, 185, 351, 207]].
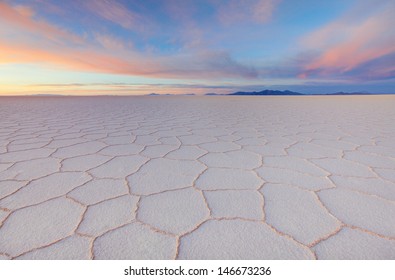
[[0, 2, 257, 81], [1, 82, 237, 96]]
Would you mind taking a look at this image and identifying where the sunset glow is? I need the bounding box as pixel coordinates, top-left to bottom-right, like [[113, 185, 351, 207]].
[[1, 0, 394, 95]]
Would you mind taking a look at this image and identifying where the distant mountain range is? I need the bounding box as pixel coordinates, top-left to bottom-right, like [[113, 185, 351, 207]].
[[228, 89, 303, 96], [324, 91, 372, 95], [76, 90, 382, 97], [205, 90, 379, 96], [26, 91, 385, 97], [147, 93, 196, 96], [204, 93, 226, 96]]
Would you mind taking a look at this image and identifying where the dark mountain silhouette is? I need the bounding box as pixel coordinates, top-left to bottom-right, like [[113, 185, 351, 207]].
[[228, 89, 303, 96], [146, 93, 172, 96]]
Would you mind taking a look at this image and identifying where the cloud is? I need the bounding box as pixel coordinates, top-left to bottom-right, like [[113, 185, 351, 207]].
[[19, 81, 306, 96], [252, 0, 279, 23], [13, 4, 35, 17], [216, 0, 280, 25], [14, 82, 238, 96], [83, 0, 140, 30], [0, 2, 82, 45], [0, 39, 256, 80], [159, 51, 258, 78], [344, 52, 395, 80], [300, 0, 395, 80], [94, 33, 128, 51], [0, 2, 258, 80]]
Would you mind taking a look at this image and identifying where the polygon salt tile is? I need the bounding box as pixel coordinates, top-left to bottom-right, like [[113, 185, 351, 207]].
[[262, 184, 341, 245], [0, 181, 26, 200], [128, 158, 206, 195], [77, 195, 139, 236], [195, 168, 262, 190], [205, 190, 263, 220], [200, 150, 261, 169], [199, 141, 240, 152], [165, 146, 206, 160], [89, 155, 148, 178], [311, 158, 376, 177], [68, 179, 128, 205], [314, 228, 395, 259], [256, 167, 332, 191], [0, 172, 91, 210], [318, 188, 395, 237], [140, 145, 178, 158], [138, 188, 209, 234], [16, 235, 91, 260], [331, 175, 395, 201], [62, 154, 112, 172], [264, 156, 328, 176], [99, 144, 144, 156], [0, 197, 84, 256], [178, 220, 314, 259], [93, 223, 176, 259], [52, 142, 107, 158]]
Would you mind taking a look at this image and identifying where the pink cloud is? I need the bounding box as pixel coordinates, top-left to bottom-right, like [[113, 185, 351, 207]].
[[0, 2, 257, 80], [252, 0, 280, 23], [301, 1, 395, 79], [83, 0, 141, 31], [94, 33, 130, 51], [0, 2, 82, 45], [13, 4, 35, 17], [217, 0, 280, 25]]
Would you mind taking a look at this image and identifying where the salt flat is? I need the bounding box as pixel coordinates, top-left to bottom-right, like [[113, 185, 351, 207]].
[[0, 95, 395, 260]]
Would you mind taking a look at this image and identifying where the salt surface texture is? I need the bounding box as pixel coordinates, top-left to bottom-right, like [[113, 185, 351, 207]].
[[0, 95, 394, 259]]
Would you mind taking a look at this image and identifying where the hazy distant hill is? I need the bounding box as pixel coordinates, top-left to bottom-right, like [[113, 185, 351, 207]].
[[147, 93, 196, 96], [146, 93, 172, 96], [228, 90, 303, 96], [205, 93, 226, 96], [325, 91, 372, 95]]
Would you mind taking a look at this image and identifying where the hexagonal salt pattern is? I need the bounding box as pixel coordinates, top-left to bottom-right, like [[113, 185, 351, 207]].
[[195, 168, 263, 190], [204, 190, 263, 220], [0, 172, 91, 210], [68, 178, 129, 205], [16, 235, 92, 260], [93, 223, 177, 259], [138, 188, 209, 234], [178, 220, 314, 259], [262, 184, 341, 245], [77, 195, 139, 236], [128, 158, 206, 195], [318, 188, 395, 237], [1, 95, 395, 259], [314, 228, 395, 259], [0, 197, 84, 257]]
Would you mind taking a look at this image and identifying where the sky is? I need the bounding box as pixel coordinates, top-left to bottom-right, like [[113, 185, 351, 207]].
[[0, 0, 394, 95]]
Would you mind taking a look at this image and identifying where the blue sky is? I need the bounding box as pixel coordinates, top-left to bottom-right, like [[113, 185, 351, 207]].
[[0, 0, 394, 95]]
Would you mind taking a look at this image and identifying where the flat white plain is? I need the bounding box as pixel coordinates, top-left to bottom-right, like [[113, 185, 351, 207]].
[[0, 95, 394, 260]]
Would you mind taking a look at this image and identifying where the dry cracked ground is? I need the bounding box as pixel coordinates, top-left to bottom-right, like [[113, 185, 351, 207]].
[[0, 95, 395, 260]]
